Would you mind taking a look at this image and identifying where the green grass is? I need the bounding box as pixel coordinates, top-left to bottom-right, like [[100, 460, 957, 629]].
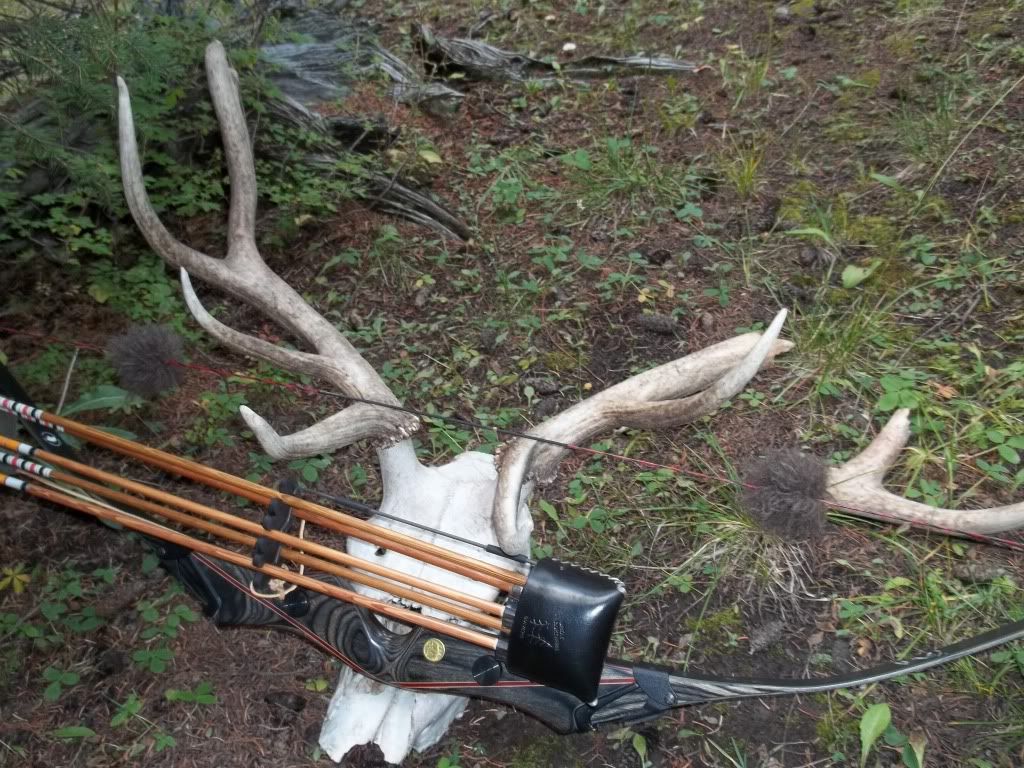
[[3, 0, 1023, 766]]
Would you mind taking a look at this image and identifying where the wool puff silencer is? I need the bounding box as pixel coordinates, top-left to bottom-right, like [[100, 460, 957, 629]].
[[741, 447, 830, 539], [106, 325, 186, 398]]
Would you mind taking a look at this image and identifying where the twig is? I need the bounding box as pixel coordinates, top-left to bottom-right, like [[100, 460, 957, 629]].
[[952, 291, 982, 331], [55, 347, 79, 415], [917, 72, 1024, 209], [777, 85, 821, 142], [946, 0, 970, 64], [366, 156, 410, 209], [468, 10, 499, 39], [913, 287, 982, 345]]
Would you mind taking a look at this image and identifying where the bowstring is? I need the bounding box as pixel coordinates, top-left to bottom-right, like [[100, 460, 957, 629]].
[[2, 326, 1021, 554]]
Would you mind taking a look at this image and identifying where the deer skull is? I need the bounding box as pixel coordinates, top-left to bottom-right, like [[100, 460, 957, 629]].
[[321, 444, 515, 763]]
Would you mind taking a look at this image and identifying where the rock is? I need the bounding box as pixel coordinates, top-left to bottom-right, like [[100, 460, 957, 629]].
[[478, 327, 500, 352], [635, 246, 672, 265], [748, 620, 786, 654], [18, 167, 52, 197], [700, 312, 715, 333], [265, 690, 307, 727], [756, 196, 781, 233], [303, 722, 322, 750], [636, 313, 678, 335], [522, 376, 560, 395], [798, 246, 820, 266], [781, 284, 812, 306], [413, 284, 432, 308], [798, 246, 834, 270], [97, 649, 128, 677], [952, 562, 1008, 584], [265, 691, 308, 712], [533, 397, 562, 419], [774, 5, 791, 22], [831, 637, 855, 672]]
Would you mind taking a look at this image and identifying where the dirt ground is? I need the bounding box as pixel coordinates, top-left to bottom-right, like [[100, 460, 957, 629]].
[[2, 1, 1023, 767]]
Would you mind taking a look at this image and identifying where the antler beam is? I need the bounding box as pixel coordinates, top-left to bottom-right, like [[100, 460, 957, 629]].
[[827, 408, 1024, 533], [116, 41, 419, 457], [492, 309, 794, 554]]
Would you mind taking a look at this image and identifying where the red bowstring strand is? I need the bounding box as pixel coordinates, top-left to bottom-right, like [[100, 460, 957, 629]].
[[2, 326, 1021, 553], [0, 326, 104, 353]]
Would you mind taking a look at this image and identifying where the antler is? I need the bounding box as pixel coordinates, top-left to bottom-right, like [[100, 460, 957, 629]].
[[827, 408, 1024, 533], [116, 41, 419, 458], [493, 309, 793, 554]]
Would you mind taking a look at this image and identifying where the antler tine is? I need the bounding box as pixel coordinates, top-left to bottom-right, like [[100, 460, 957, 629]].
[[117, 42, 419, 458], [177, 272, 415, 457], [492, 309, 793, 554], [827, 408, 1024, 533]]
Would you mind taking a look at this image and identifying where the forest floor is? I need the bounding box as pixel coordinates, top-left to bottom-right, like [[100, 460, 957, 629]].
[[2, 1, 1023, 767]]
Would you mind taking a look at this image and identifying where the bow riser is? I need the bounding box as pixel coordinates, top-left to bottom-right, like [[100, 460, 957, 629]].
[[161, 551, 1024, 734], [165, 551, 600, 732]]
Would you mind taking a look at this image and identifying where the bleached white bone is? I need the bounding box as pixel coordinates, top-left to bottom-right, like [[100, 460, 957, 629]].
[[827, 409, 1024, 533], [320, 443, 517, 762]]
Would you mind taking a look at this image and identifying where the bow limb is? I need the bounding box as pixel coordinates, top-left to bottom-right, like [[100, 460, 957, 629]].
[[171, 553, 1024, 734], [587, 619, 1024, 727]]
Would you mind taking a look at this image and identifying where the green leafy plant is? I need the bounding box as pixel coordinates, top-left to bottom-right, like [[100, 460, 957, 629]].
[[86, 255, 190, 329], [877, 718, 928, 768], [110, 694, 143, 727], [436, 752, 461, 768], [876, 371, 923, 412], [490, 176, 526, 224], [48, 725, 96, 741], [62, 384, 144, 416], [0, 611, 42, 640], [140, 603, 199, 640], [842, 259, 883, 289], [135, 585, 200, 641], [990, 647, 1024, 677], [703, 261, 733, 307], [859, 702, 890, 767], [0, 9, 215, 265], [185, 388, 248, 448], [42, 666, 79, 702], [152, 731, 177, 752], [305, 677, 330, 693], [631, 732, 652, 768], [132, 647, 173, 674], [165, 681, 217, 705], [287, 455, 333, 484]]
